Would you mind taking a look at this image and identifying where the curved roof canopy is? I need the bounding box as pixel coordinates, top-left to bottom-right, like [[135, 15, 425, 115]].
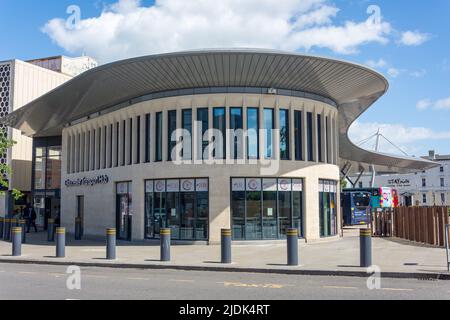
[[2, 48, 437, 173]]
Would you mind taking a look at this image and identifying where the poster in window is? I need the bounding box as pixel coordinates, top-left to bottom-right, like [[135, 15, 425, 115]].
[[180, 179, 195, 192], [116, 182, 129, 195], [196, 179, 209, 192], [292, 179, 303, 191], [166, 180, 180, 192], [324, 181, 330, 193], [246, 178, 261, 191], [278, 178, 292, 192], [145, 180, 154, 193], [262, 178, 277, 191], [232, 178, 245, 191], [154, 180, 166, 193]]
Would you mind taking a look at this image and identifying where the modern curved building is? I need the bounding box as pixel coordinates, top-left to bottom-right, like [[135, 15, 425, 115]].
[[2, 49, 437, 243]]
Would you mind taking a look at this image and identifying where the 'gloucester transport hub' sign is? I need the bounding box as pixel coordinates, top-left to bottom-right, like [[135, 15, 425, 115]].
[[65, 175, 109, 187]]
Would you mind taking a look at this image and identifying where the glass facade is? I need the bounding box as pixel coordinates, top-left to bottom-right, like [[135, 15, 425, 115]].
[[229, 107, 243, 160], [307, 112, 314, 161], [231, 178, 304, 240], [263, 109, 274, 159], [279, 109, 289, 160], [116, 182, 132, 240], [155, 112, 163, 162], [197, 108, 209, 160], [294, 111, 303, 161], [145, 178, 209, 240], [213, 107, 226, 159], [247, 108, 259, 159], [182, 109, 192, 160], [167, 110, 177, 161], [319, 179, 338, 237], [32, 137, 62, 229]]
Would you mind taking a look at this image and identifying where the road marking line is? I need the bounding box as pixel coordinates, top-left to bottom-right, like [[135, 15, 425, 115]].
[[127, 277, 150, 281], [84, 275, 107, 279], [219, 281, 285, 289], [381, 288, 413, 292], [18, 272, 37, 275], [49, 273, 65, 278], [170, 279, 195, 283], [323, 286, 358, 290]]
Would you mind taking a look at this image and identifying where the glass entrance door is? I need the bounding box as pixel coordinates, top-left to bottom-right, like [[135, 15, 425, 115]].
[[116, 182, 132, 240]]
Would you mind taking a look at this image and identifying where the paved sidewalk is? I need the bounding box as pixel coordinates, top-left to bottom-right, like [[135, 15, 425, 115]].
[[0, 229, 449, 280]]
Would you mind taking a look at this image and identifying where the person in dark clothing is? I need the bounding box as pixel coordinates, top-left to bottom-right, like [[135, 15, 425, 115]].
[[27, 206, 38, 233], [23, 204, 31, 231]]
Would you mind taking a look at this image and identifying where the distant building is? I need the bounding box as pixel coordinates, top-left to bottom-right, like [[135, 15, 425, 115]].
[[0, 55, 97, 221], [27, 55, 98, 77], [353, 150, 450, 206]]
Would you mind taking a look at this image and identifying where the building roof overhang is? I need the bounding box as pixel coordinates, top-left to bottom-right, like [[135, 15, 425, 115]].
[[1, 48, 438, 174]]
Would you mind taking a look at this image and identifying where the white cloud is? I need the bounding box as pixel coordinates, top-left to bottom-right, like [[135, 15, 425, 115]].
[[416, 99, 432, 111], [417, 97, 450, 111], [409, 69, 426, 78], [366, 58, 387, 69], [42, 0, 392, 63], [399, 30, 431, 46], [349, 121, 450, 156], [387, 68, 400, 78]]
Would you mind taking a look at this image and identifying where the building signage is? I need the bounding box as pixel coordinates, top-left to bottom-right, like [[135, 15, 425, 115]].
[[196, 179, 209, 192], [387, 178, 411, 187], [65, 175, 109, 187], [278, 179, 292, 192], [167, 180, 180, 192], [145, 181, 154, 193], [292, 179, 303, 192], [263, 179, 277, 191], [246, 178, 261, 191], [181, 179, 195, 192], [154, 180, 166, 193], [232, 178, 245, 191]]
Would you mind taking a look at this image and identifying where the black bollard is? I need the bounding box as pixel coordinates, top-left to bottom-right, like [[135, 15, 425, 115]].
[[4, 218, 11, 241], [106, 228, 116, 260], [75, 217, 82, 240], [160, 228, 171, 262], [47, 219, 55, 242], [12, 227, 22, 257], [18, 220, 26, 244], [221, 229, 232, 264], [56, 227, 66, 258], [286, 228, 299, 266], [360, 228, 372, 267], [0, 217, 4, 240]]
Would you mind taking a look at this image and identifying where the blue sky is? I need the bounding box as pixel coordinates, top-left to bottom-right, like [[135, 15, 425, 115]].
[[1, 0, 449, 156]]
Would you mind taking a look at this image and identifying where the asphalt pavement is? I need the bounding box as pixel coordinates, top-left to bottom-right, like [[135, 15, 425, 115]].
[[0, 262, 448, 300]]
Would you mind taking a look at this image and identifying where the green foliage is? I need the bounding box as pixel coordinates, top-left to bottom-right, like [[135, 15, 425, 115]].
[[0, 129, 23, 201], [340, 178, 348, 190]]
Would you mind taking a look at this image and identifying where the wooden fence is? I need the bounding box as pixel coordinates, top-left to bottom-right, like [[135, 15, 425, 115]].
[[372, 206, 450, 247]]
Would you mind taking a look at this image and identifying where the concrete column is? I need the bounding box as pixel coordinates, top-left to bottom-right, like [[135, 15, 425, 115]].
[[132, 178, 144, 240], [90, 128, 95, 171], [118, 120, 124, 166], [131, 116, 138, 165], [209, 176, 231, 244], [140, 115, 146, 164], [304, 174, 320, 241], [162, 109, 168, 162]]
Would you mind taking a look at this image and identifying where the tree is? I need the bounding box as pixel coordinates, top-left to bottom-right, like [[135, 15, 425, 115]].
[[0, 129, 23, 201]]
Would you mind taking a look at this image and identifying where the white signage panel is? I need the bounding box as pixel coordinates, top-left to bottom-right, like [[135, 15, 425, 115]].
[[232, 178, 246, 191], [196, 179, 209, 192], [166, 180, 180, 192], [262, 179, 277, 191], [180, 179, 195, 192], [246, 178, 262, 191], [154, 180, 166, 193], [278, 178, 292, 192]]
